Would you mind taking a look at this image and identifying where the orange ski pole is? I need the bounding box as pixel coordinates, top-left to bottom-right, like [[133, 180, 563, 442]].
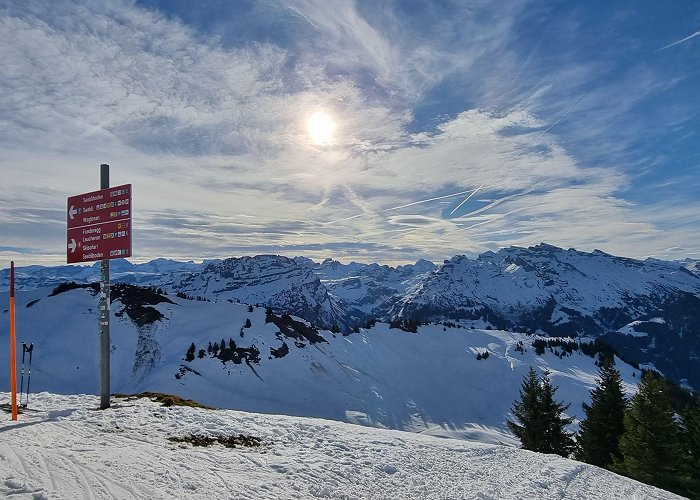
[[10, 261, 18, 420]]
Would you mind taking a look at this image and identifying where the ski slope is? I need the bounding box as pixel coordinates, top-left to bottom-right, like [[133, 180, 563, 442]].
[[0, 393, 682, 500]]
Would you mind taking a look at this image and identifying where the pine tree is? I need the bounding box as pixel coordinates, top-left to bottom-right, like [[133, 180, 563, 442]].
[[508, 368, 574, 457], [508, 367, 545, 452], [185, 342, 196, 362], [576, 359, 628, 468], [538, 370, 575, 456], [682, 404, 700, 498], [612, 372, 686, 495], [244, 318, 252, 328]]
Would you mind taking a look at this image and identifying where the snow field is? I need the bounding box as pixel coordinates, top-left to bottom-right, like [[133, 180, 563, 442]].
[[1, 287, 642, 446], [0, 393, 683, 499]]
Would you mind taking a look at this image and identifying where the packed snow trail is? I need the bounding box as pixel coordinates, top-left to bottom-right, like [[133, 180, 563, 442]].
[[0, 393, 682, 499]]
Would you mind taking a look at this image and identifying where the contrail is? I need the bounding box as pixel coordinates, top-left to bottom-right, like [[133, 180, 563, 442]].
[[387, 189, 476, 211], [322, 188, 478, 225], [321, 213, 368, 225], [658, 30, 700, 51], [453, 181, 544, 222], [534, 92, 589, 141], [450, 184, 484, 215], [453, 191, 522, 221], [460, 207, 529, 231], [540, 108, 572, 136]]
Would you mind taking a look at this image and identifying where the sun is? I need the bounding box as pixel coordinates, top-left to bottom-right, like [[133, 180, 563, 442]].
[[307, 111, 336, 145]]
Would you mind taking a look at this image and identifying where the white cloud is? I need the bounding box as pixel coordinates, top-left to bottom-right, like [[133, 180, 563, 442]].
[[1, 0, 699, 270]]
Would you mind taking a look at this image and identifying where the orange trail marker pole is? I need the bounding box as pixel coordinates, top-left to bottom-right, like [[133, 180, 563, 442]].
[[10, 261, 18, 420]]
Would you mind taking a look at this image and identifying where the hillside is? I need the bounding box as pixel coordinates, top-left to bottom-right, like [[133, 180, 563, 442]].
[[0, 393, 683, 500], [0, 284, 642, 445]]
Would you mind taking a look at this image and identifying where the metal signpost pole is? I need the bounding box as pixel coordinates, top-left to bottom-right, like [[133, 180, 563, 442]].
[[66, 166, 131, 409], [99, 164, 110, 410]]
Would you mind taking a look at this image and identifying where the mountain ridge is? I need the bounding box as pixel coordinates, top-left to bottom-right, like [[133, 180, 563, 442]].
[[2, 243, 699, 389]]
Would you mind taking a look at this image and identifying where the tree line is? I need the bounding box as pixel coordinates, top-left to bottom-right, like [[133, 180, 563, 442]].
[[508, 361, 700, 498]]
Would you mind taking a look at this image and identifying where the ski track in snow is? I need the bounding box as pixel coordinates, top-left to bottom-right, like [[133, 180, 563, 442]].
[[0, 393, 682, 500]]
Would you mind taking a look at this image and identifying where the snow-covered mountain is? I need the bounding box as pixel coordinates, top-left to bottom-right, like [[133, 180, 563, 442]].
[[388, 244, 700, 390], [391, 244, 700, 330], [171, 255, 342, 329], [680, 257, 700, 276], [0, 258, 202, 291], [2, 243, 699, 390], [1, 282, 638, 446], [0, 393, 682, 500], [1, 247, 694, 499]]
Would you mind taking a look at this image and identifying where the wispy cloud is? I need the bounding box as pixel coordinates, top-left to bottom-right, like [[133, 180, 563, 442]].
[[1, 0, 699, 269]]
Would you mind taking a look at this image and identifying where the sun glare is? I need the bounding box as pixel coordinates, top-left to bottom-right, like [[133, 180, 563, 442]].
[[307, 111, 336, 145]]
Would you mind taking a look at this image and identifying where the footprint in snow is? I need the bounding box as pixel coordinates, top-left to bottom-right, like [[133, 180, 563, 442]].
[[382, 465, 398, 474]]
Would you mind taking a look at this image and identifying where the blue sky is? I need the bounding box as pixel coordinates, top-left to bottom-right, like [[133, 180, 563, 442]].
[[1, 0, 699, 268]]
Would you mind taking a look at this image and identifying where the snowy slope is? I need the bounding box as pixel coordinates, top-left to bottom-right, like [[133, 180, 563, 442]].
[[0, 393, 683, 500], [0, 285, 641, 446]]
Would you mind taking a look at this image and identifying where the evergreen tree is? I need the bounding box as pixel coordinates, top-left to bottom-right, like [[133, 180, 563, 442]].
[[508, 368, 545, 452], [538, 370, 575, 456], [576, 359, 628, 468], [185, 342, 196, 362], [244, 318, 252, 328], [682, 404, 700, 498], [507, 368, 574, 457], [612, 372, 686, 495]]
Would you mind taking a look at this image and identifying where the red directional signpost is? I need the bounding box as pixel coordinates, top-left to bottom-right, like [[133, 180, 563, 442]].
[[67, 165, 131, 409], [66, 184, 132, 264]]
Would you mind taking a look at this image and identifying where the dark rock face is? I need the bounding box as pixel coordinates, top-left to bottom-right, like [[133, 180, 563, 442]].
[[265, 311, 327, 345], [110, 284, 175, 327]]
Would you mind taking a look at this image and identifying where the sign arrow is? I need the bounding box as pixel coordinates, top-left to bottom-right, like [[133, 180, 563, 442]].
[[68, 239, 77, 253], [68, 205, 78, 220]]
